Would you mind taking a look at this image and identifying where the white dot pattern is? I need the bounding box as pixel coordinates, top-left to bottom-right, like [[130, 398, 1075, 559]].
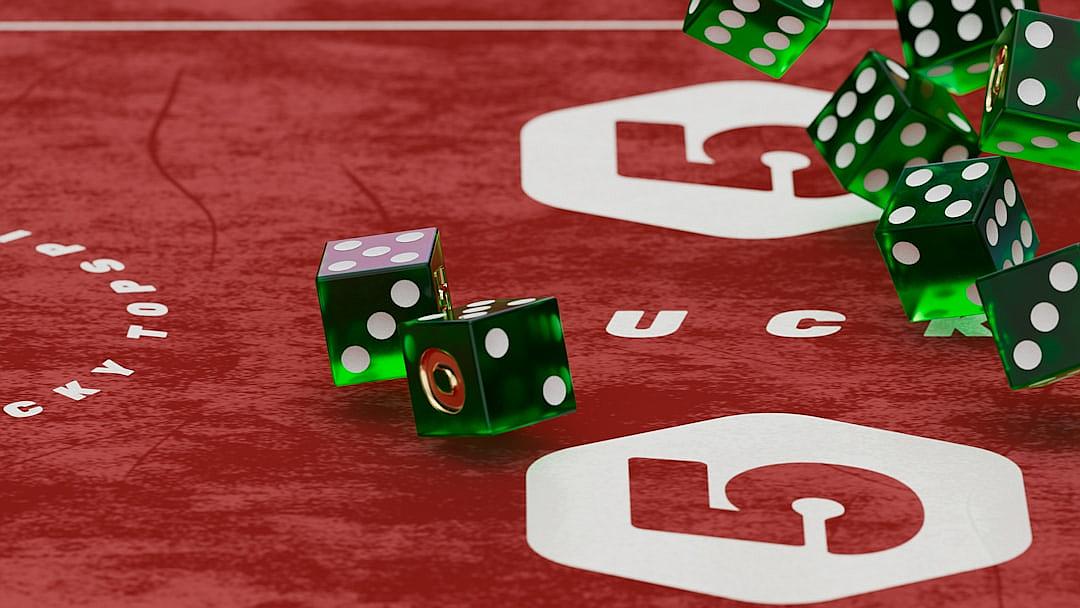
[[328, 260, 357, 272], [893, 241, 921, 265], [542, 376, 568, 406], [906, 168, 934, 187], [1030, 302, 1059, 333], [925, 184, 952, 202], [508, 298, 537, 306], [962, 162, 989, 180], [484, 328, 510, 358], [395, 232, 425, 243], [367, 312, 396, 340], [864, 169, 889, 193], [391, 252, 420, 264], [945, 199, 973, 218], [1018, 78, 1046, 106], [391, 280, 420, 308], [341, 345, 370, 373], [1025, 21, 1054, 49], [1013, 340, 1042, 370], [1050, 262, 1077, 292], [334, 240, 362, 251], [901, 123, 927, 146], [889, 206, 917, 224], [363, 246, 391, 257]]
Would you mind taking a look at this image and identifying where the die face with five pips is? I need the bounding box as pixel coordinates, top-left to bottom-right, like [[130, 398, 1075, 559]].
[[401, 297, 575, 436], [316, 228, 452, 386], [981, 9, 1080, 169], [875, 156, 1038, 322], [893, 0, 1041, 95], [808, 50, 980, 209], [683, 0, 832, 78], [978, 245, 1080, 389]]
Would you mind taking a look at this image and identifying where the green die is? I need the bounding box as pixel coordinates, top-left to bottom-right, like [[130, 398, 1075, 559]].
[[893, 0, 1040, 95], [401, 297, 575, 436], [981, 9, 1080, 169], [977, 244, 1080, 389], [316, 228, 452, 386], [683, 0, 832, 78], [875, 157, 1038, 321], [808, 50, 980, 209]]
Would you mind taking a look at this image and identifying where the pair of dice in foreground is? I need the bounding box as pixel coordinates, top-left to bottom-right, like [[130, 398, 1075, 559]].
[[874, 155, 1078, 389], [315, 228, 575, 436]]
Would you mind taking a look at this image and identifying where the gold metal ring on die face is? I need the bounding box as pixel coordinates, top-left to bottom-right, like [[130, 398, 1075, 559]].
[[419, 348, 466, 414], [986, 45, 1008, 113]]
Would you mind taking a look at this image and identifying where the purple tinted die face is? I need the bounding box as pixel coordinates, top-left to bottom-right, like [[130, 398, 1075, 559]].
[[318, 228, 437, 278]]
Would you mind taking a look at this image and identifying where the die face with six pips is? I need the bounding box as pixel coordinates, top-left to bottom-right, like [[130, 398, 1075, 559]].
[[401, 297, 575, 436], [808, 50, 979, 210], [978, 245, 1080, 389], [875, 156, 1038, 322], [316, 228, 452, 386], [981, 9, 1080, 169], [683, 0, 832, 78]]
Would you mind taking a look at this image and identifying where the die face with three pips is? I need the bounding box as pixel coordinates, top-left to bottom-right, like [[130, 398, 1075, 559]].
[[808, 50, 980, 210], [981, 9, 1080, 169], [893, 0, 1041, 95], [876, 156, 1038, 322], [683, 0, 832, 78], [978, 245, 1080, 389], [401, 297, 575, 436], [316, 228, 452, 386]]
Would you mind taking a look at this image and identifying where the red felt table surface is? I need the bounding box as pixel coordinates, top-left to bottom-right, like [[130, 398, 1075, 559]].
[[1, 1, 1079, 606]]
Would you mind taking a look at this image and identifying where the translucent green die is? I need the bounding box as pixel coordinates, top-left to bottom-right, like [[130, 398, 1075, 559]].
[[401, 297, 575, 437], [808, 50, 980, 210], [316, 228, 452, 386], [683, 0, 832, 78], [977, 244, 1080, 389], [893, 0, 1041, 95], [875, 157, 1038, 321], [981, 9, 1080, 169]]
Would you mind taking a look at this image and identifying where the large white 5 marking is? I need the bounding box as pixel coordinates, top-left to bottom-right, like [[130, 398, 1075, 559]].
[[520, 82, 882, 240]]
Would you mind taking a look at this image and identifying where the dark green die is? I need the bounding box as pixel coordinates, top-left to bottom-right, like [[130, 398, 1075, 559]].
[[401, 297, 575, 436], [875, 156, 1038, 321], [316, 228, 452, 386], [981, 9, 1080, 169], [977, 244, 1080, 389], [683, 0, 832, 78], [893, 0, 1041, 95], [808, 50, 980, 209]]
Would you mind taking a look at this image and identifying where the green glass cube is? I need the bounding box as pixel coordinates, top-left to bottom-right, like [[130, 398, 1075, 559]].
[[683, 0, 832, 78], [401, 297, 575, 436], [316, 228, 452, 386], [875, 156, 1038, 321], [981, 9, 1080, 169], [893, 0, 1041, 95], [808, 50, 980, 210], [977, 244, 1080, 389]]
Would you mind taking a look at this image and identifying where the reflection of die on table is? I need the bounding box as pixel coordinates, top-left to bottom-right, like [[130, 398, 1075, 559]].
[[402, 297, 576, 436], [316, 228, 452, 386]]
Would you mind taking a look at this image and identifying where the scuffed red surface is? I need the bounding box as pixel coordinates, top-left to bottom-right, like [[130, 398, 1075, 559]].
[[1, 1, 1080, 606]]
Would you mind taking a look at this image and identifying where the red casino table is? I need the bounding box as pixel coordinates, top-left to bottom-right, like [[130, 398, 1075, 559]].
[[1, 1, 1079, 606]]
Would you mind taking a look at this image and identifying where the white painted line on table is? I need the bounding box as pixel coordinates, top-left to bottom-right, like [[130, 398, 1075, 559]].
[[0, 19, 896, 32]]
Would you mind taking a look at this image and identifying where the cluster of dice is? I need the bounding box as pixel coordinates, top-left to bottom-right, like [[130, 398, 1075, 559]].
[[315, 228, 576, 436], [685, 1, 1079, 389]]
